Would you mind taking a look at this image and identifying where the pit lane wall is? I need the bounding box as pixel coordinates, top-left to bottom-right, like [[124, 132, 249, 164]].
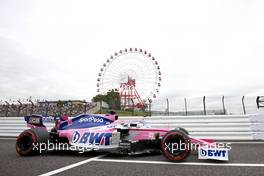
[[0, 114, 263, 140]]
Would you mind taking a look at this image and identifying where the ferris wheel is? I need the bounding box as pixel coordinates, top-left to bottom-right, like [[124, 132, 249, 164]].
[[96, 48, 161, 109]]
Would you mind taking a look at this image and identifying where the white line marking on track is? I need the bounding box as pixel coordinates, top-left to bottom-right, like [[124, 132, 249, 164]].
[[38, 154, 106, 176], [93, 159, 264, 167]]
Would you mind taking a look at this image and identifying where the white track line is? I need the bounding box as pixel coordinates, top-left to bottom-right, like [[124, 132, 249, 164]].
[[38, 154, 106, 176], [93, 158, 264, 167]]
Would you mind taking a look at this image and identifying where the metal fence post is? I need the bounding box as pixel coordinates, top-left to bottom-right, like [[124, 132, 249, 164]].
[[5, 101, 9, 117], [242, 96, 246, 115], [184, 98, 188, 116], [256, 96, 264, 109], [257, 96, 260, 109], [166, 98, 169, 116], [203, 96, 206, 115], [222, 96, 226, 115]]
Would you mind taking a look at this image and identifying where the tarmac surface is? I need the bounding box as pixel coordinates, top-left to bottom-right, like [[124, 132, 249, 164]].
[[0, 138, 264, 176]]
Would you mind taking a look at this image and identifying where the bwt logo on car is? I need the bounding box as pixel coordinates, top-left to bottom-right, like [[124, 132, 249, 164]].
[[72, 131, 112, 145], [200, 148, 227, 157], [79, 116, 104, 123]]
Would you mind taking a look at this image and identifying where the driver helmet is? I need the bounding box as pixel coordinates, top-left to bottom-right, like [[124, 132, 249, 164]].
[[60, 114, 69, 121], [105, 111, 118, 122]]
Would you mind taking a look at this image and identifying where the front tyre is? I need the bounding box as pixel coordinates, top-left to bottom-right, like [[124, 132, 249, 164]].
[[161, 130, 190, 162], [16, 128, 49, 156]]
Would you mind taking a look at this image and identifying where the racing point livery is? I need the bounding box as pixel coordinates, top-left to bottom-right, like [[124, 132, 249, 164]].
[[16, 112, 229, 161]]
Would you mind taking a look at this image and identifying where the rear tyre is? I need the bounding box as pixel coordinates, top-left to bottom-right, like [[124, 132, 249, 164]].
[[161, 130, 190, 162], [16, 128, 49, 156]]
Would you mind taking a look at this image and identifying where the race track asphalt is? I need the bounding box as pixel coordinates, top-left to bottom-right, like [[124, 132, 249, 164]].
[[0, 139, 264, 176]]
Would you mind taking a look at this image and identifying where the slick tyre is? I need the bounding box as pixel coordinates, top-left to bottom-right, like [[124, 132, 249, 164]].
[[16, 128, 49, 156], [161, 130, 190, 162]]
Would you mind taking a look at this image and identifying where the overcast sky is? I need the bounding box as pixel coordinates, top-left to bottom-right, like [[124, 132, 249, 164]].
[[0, 0, 264, 103]]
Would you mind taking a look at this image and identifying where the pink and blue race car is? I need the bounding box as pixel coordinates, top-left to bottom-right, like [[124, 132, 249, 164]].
[[16, 112, 229, 161]]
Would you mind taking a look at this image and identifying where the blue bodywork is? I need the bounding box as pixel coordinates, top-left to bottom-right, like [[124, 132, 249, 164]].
[[24, 114, 114, 130], [24, 115, 57, 127], [58, 114, 113, 130]]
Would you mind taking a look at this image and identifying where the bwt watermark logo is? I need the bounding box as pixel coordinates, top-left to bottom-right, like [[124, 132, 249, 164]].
[[200, 148, 227, 157], [198, 147, 229, 161]]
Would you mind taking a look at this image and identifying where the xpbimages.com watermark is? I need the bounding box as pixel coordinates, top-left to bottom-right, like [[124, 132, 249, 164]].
[[163, 141, 232, 153], [32, 140, 232, 154], [32, 140, 100, 154]]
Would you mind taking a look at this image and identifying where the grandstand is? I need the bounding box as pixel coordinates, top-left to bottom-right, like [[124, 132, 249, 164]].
[[0, 99, 96, 117]]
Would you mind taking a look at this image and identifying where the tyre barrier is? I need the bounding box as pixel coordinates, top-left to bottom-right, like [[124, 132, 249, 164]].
[[0, 114, 263, 140]]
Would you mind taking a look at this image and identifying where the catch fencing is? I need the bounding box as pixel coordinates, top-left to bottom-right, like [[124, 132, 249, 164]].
[[151, 96, 264, 116]]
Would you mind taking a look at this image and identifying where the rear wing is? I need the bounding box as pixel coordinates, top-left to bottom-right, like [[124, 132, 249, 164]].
[[24, 115, 59, 128]]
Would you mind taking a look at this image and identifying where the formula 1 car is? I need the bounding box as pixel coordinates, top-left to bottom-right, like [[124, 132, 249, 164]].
[[16, 112, 229, 161]]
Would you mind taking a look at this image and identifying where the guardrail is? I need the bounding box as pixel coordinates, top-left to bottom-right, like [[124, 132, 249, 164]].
[[0, 114, 263, 140]]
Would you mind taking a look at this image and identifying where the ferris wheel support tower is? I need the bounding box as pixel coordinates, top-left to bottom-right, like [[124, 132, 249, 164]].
[[119, 76, 145, 109]]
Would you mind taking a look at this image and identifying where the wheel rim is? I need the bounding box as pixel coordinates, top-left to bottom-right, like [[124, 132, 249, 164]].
[[161, 132, 190, 161]]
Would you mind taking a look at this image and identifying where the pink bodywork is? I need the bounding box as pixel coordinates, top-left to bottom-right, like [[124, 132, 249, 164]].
[[56, 119, 213, 146]]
